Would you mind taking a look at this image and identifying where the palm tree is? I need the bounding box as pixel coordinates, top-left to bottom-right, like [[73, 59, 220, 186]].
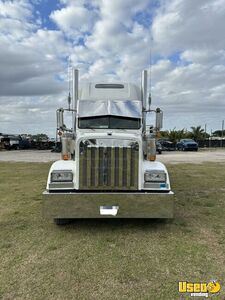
[[166, 128, 187, 143], [190, 126, 205, 141]]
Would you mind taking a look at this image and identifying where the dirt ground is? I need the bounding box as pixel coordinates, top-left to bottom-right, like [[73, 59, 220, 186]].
[[0, 148, 225, 163]]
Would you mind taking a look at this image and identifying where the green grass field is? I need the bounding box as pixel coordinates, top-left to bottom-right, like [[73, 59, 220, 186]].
[[0, 162, 225, 300]]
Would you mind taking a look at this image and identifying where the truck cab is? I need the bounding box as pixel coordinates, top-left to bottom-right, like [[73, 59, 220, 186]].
[[43, 69, 174, 224]]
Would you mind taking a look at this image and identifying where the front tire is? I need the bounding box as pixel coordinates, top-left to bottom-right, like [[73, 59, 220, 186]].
[[54, 218, 70, 225]]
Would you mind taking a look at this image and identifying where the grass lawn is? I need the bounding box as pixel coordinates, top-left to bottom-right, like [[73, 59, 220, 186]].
[[0, 162, 225, 300]]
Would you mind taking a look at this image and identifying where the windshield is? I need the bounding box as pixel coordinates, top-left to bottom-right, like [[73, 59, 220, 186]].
[[79, 116, 141, 129]]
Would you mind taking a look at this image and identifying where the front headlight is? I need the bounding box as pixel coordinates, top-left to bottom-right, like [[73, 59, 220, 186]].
[[144, 170, 166, 182], [51, 170, 73, 182]]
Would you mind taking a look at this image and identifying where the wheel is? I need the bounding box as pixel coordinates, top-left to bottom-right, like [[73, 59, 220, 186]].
[[54, 218, 70, 225], [195, 148, 198, 152], [157, 149, 162, 154]]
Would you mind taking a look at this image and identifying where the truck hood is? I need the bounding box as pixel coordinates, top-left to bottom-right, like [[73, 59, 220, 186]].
[[77, 99, 142, 118]]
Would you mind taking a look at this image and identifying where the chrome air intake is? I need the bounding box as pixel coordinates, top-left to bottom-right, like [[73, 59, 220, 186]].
[[79, 139, 139, 190]]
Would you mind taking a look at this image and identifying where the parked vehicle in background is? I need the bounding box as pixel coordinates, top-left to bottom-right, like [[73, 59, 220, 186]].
[[176, 139, 198, 151], [8, 135, 20, 150], [19, 138, 31, 150], [158, 139, 176, 151], [156, 141, 162, 154], [0, 134, 21, 150]]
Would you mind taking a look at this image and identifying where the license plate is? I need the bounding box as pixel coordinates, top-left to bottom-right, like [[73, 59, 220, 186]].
[[100, 206, 119, 216]]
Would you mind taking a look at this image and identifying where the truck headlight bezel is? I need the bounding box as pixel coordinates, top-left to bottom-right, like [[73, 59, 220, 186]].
[[144, 170, 167, 183], [51, 170, 73, 182]]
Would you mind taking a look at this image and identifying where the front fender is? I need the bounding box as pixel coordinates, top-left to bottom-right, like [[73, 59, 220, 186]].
[[142, 160, 172, 191], [46, 160, 76, 190]]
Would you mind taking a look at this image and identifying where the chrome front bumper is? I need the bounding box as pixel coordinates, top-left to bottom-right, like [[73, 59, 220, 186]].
[[43, 190, 174, 219]]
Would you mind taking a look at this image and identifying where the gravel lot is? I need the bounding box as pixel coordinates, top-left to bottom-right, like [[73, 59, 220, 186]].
[[0, 150, 60, 162], [158, 149, 225, 164], [0, 149, 225, 163]]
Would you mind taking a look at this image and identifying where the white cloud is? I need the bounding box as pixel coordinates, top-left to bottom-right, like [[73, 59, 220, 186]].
[[50, 2, 98, 37], [0, 0, 37, 40], [0, 0, 32, 20], [0, 29, 68, 96], [152, 0, 225, 54], [181, 49, 225, 66], [71, 0, 151, 82]]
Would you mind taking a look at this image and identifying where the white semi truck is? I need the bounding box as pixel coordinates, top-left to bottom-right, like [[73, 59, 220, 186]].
[[43, 69, 174, 224]]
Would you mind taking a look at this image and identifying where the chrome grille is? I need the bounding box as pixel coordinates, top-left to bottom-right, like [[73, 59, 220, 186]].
[[79, 142, 139, 190]]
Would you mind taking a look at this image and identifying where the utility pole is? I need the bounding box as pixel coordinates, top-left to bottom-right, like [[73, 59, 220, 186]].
[[204, 123, 207, 148], [221, 120, 224, 148], [209, 129, 212, 148]]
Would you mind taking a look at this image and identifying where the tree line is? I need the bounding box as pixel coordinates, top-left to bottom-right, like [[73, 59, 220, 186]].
[[159, 126, 225, 143]]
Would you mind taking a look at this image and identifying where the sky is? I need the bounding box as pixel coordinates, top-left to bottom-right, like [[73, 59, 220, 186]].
[[0, 0, 225, 136]]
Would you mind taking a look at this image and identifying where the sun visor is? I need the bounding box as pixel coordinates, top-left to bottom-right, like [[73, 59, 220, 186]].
[[77, 100, 142, 118]]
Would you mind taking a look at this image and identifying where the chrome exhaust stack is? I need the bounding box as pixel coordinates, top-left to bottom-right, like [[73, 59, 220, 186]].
[[141, 70, 148, 133], [72, 68, 79, 131], [73, 69, 79, 110], [141, 69, 157, 161], [141, 70, 148, 111]]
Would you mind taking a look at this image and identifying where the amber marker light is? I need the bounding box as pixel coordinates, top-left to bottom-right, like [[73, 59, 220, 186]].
[[62, 153, 69, 160], [148, 154, 156, 161]]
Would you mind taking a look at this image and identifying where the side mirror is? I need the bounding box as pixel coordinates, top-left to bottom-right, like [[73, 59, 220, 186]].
[[156, 108, 163, 130], [56, 108, 64, 130]]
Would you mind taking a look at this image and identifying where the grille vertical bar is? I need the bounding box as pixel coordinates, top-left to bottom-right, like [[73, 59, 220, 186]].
[[130, 147, 135, 187], [122, 147, 127, 186], [118, 147, 123, 188], [107, 147, 111, 186], [98, 147, 104, 186], [87, 147, 91, 187], [111, 147, 115, 187], [94, 147, 99, 187], [114, 147, 119, 187], [91, 147, 95, 186], [127, 147, 131, 188]]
